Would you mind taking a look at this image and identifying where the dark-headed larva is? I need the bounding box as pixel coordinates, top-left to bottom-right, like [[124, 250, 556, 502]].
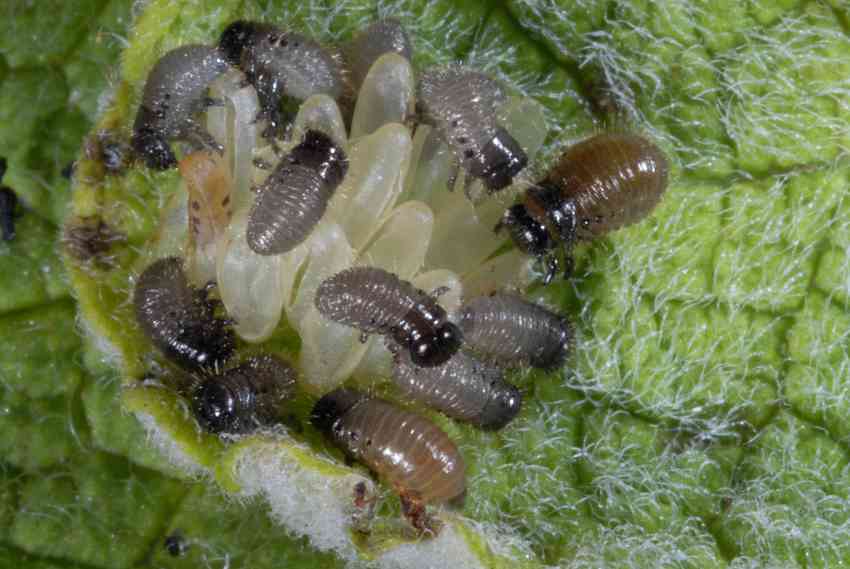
[[315, 266, 462, 367], [191, 354, 297, 434], [392, 348, 522, 430], [341, 19, 412, 94], [311, 388, 465, 532], [219, 21, 343, 137], [0, 157, 18, 242], [417, 67, 528, 194], [496, 132, 669, 283], [132, 45, 231, 170], [134, 256, 234, 371], [458, 293, 572, 371], [246, 129, 347, 255]]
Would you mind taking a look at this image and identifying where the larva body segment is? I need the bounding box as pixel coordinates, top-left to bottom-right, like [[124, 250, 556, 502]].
[[219, 21, 343, 137], [392, 348, 521, 430], [133, 257, 234, 371], [132, 45, 231, 170], [497, 132, 669, 283], [458, 293, 572, 371], [315, 266, 462, 367], [417, 67, 527, 193], [246, 129, 347, 255], [342, 19, 412, 92], [311, 388, 465, 530], [191, 354, 297, 434]]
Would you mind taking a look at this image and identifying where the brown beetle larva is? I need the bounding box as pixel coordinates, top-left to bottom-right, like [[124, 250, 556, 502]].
[[392, 347, 522, 430], [191, 354, 297, 434], [134, 256, 234, 371], [458, 293, 572, 371], [417, 67, 528, 194], [311, 388, 465, 533], [314, 266, 462, 368], [496, 132, 669, 283], [341, 19, 412, 94], [132, 45, 231, 170], [0, 157, 18, 241], [246, 129, 347, 255], [218, 21, 343, 138]]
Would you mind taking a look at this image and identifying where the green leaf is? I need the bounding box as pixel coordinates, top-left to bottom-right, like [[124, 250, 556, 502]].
[[1, 0, 850, 567]]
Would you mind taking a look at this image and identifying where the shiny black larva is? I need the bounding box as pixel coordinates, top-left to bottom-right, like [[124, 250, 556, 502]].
[[496, 132, 669, 283], [191, 354, 297, 434], [246, 129, 347, 255], [417, 67, 528, 194], [315, 266, 462, 368], [219, 21, 343, 138], [311, 388, 466, 532], [392, 348, 522, 430], [133, 256, 234, 371], [458, 293, 573, 371], [132, 45, 231, 170]]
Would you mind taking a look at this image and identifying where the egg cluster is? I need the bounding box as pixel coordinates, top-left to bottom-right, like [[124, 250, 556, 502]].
[[129, 18, 668, 533]]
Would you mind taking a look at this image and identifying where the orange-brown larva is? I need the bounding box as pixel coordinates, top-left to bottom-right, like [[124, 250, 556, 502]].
[[311, 388, 466, 532], [496, 132, 669, 283]]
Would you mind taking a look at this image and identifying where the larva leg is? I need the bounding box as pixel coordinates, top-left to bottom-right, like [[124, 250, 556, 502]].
[[399, 492, 442, 537]]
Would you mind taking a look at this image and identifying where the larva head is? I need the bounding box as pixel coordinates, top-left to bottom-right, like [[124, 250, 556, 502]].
[[497, 203, 554, 258], [409, 321, 462, 368], [468, 127, 528, 193], [192, 379, 240, 434], [310, 388, 367, 437], [290, 129, 348, 188], [530, 315, 574, 371], [479, 382, 522, 431], [218, 20, 268, 66], [131, 121, 177, 170]]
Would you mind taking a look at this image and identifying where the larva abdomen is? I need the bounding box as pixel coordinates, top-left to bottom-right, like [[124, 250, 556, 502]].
[[546, 132, 669, 239], [392, 348, 522, 430], [458, 293, 572, 370], [314, 266, 461, 367], [192, 354, 297, 434], [246, 130, 347, 255], [133, 256, 234, 371], [311, 388, 466, 504]]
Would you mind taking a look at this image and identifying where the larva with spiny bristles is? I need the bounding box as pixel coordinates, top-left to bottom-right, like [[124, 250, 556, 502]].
[[392, 348, 522, 430], [133, 256, 234, 371], [458, 293, 573, 371], [132, 45, 232, 170], [314, 266, 462, 368], [311, 388, 465, 533], [191, 354, 297, 434]]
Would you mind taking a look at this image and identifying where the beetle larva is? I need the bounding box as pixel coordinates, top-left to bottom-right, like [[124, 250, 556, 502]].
[[246, 129, 347, 255], [458, 293, 572, 371], [392, 348, 522, 430], [496, 132, 669, 283], [314, 266, 462, 368], [0, 157, 18, 241], [417, 67, 527, 194], [311, 388, 465, 533], [341, 19, 412, 94], [134, 256, 234, 371], [191, 354, 297, 434], [132, 45, 231, 170], [218, 21, 343, 138]]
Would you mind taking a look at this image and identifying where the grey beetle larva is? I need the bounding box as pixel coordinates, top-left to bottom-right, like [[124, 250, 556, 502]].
[[132, 45, 231, 170], [341, 18, 412, 95], [458, 293, 572, 371], [311, 388, 465, 533], [134, 256, 234, 371], [392, 348, 522, 430], [191, 354, 297, 434], [315, 266, 462, 368], [246, 129, 347, 255], [417, 67, 528, 194], [218, 21, 343, 138], [496, 132, 669, 283], [0, 157, 18, 242]]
